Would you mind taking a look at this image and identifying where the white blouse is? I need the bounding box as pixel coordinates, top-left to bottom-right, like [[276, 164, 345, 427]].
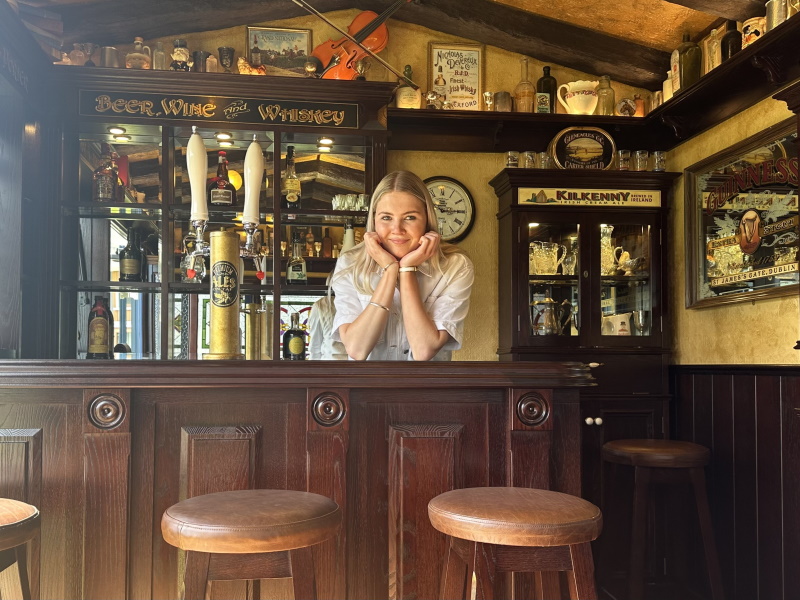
[[331, 250, 474, 361]]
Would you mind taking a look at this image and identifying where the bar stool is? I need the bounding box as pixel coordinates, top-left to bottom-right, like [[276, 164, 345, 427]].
[[0, 498, 40, 600], [428, 487, 602, 600], [161, 489, 341, 600], [602, 439, 724, 600]]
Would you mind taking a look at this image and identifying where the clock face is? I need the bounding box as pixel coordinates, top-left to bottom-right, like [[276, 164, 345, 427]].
[[424, 176, 476, 243]]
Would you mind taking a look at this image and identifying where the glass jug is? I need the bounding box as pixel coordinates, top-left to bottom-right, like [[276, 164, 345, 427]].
[[531, 241, 566, 275], [600, 225, 624, 275]]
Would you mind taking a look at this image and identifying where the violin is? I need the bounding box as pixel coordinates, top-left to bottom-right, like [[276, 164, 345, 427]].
[[311, 0, 411, 80]]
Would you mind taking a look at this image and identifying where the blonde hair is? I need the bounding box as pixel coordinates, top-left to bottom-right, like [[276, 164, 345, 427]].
[[333, 171, 465, 295]]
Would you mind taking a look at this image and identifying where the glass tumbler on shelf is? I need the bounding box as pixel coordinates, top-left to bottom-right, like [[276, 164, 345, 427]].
[[595, 75, 615, 115], [513, 57, 535, 113], [617, 149, 631, 171], [494, 91, 513, 112], [633, 150, 650, 171], [652, 151, 666, 172]]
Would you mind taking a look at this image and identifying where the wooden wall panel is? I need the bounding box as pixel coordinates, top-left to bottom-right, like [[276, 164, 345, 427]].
[[388, 424, 463, 600], [672, 367, 799, 600]]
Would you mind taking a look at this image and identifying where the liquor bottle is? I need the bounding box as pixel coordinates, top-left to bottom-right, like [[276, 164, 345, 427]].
[[282, 312, 306, 360], [677, 33, 702, 91], [321, 227, 333, 258], [207, 150, 237, 207], [513, 57, 535, 113], [92, 144, 117, 203], [396, 65, 422, 109], [281, 146, 301, 210], [286, 229, 307, 285], [433, 66, 447, 98], [152, 41, 167, 70], [104, 297, 115, 359], [535, 66, 557, 114], [341, 221, 355, 253], [720, 21, 742, 62], [119, 226, 143, 282], [250, 37, 262, 67], [594, 75, 615, 115], [86, 296, 111, 359]]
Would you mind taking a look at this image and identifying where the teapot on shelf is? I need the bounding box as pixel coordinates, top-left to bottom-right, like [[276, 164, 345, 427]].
[[531, 298, 573, 336], [557, 80, 599, 115]]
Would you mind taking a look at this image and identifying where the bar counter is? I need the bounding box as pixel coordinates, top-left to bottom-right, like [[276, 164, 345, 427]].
[[0, 360, 592, 599]]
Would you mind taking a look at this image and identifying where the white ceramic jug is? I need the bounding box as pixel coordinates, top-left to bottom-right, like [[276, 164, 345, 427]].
[[557, 80, 599, 115]]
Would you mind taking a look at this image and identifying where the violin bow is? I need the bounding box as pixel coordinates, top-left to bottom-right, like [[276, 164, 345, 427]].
[[289, 0, 420, 90]]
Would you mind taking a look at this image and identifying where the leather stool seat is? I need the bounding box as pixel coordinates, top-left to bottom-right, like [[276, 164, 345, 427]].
[[428, 487, 602, 547], [0, 498, 40, 600], [428, 487, 602, 599], [602, 439, 709, 469], [161, 490, 342, 600], [161, 489, 341, 554]]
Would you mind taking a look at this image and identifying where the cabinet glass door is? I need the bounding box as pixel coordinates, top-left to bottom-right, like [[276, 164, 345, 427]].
[[527, 219, 580, 338], [598, 221, 652, 338]]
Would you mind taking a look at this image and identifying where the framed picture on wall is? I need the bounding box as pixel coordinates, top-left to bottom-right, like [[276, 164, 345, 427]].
[[428, 42, 484, 111], [684, 117, 799, 308], [246, 26, 312, 75]]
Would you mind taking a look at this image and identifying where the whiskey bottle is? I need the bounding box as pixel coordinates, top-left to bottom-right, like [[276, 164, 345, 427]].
[[321, 227, 333, 258], [677, 33, 702, 91], [286, 229, 307, 285], [535, 66, 557, 114], [86, 296, 111, 359], [282, 312, 306, 360], [250, 36, 262, 67], [720, 21, 742, 62], [433, 66, 447, 98], [119, 226, 143, 282], [207, 151, 237, 207], [92, 144, 117, 203], [281, 146, 302, 210], [395, 65, 422, 109], [104, 297, 115, 359]]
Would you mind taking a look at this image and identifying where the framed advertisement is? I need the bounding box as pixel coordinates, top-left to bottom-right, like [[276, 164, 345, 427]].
[[685, 118, 799, 308], [428, 42, 484, 111], [246, 26, 312, 75]]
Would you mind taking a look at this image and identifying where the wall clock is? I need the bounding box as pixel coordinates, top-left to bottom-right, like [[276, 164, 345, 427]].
[[424, 176, 476, 243]]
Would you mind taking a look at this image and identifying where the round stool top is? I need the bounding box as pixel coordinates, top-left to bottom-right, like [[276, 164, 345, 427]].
[[0, 499, 40, 552], [428, 487, 602, 547], [602, 439, 710, 468], [161, 489, 341, 554]]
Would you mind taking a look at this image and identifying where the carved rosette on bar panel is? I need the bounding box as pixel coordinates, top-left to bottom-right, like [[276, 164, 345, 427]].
[[82, 390, 130, 600], [388, 424, 464, 600], [307, 389, 350, 600]]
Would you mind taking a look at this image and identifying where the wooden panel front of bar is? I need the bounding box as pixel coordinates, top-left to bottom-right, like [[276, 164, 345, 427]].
[[0, 361, 591, 600]]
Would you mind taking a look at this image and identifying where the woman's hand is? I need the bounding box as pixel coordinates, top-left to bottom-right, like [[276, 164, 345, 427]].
[[363, 232, 397, 268], [400, 232, 440, 268]]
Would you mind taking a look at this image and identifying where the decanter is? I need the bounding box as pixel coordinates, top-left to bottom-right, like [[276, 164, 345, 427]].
[[513, 57, 535, 113], [595, 75, 615, 115]]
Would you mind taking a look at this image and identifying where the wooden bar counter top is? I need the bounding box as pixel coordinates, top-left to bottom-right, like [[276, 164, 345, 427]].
[[0, 360, 592, 599]]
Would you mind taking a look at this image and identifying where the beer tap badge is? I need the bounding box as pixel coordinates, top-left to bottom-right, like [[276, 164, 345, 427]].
[[211, 261, 239, 308]]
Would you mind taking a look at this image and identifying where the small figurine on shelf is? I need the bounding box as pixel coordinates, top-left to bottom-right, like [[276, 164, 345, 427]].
[[425, 91, 443, 109], [169, 39, 190, 71]]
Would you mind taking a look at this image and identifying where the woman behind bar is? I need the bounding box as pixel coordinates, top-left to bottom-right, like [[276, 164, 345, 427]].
[[331, 171, 474, 360]]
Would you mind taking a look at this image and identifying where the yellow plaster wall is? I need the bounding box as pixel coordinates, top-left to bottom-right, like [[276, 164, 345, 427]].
[[668, 98, 798, 365]]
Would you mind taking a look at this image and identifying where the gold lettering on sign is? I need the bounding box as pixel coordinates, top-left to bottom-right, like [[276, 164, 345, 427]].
[[257, 104, 346, 126], [95, 95, 158, 116], [160, 98, 216, 118]]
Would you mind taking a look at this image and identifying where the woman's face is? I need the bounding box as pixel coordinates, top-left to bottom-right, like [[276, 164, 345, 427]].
[[373, 190, 429, 259]]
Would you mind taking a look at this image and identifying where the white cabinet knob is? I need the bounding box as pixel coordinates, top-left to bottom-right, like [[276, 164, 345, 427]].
[[584, 417, 594, 425], [595, 417, 603, 426], [588, 362, 603, 368]]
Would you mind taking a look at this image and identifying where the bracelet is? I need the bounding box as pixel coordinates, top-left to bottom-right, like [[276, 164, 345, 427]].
[[379, 261, 399, 274], [398, 266, 417, 272], [368, 301, 390, 312]]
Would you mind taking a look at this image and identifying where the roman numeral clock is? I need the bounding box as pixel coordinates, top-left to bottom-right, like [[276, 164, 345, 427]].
[[424, 176, 476, 243]]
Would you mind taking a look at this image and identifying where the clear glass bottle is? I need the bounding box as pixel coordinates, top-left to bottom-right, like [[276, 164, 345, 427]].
[[677, 33, 702, 90], [513, 57, 535, 113], [286, 229, 307, 285], [207, 151, 237, 206], [535, 66, 557, 113], [281, 146, 301, 210], [720, 21, 742, 62], [92, 144, 117, 202], [119, 227, 143, 282], [594, 75, 615, 115], [69, 43, 86, 66], [86, 296, 111, 359], [282, 312, 306, 360], [152, 41, 166, 70]]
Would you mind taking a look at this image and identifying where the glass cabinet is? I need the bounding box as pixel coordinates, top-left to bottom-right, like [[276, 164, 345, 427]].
[[56, 70, 393, 360]]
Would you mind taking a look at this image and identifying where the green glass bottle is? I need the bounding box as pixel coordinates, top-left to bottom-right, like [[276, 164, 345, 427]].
[[677, 33, 702, 90]]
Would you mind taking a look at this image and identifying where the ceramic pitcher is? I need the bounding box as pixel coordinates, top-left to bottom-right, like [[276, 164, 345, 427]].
[[126, 37, 152, 69], [557, 80, 599, 115]]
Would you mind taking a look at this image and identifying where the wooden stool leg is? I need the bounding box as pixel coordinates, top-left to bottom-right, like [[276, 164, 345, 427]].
[[0, 545, 31, 600], [689, 467, 724, 600], [183, 551, 211, 600], [628, 466, 651, 600], [472, 543, 497, 600], [567, 542, 597, 600], [14, 544, 32, 600], [289, 546, 317, 600], [440, 537, 471, 600]]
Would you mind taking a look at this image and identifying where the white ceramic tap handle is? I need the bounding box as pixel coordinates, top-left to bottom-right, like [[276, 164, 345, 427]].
[[242, 135, 264, 227], [557, 83, 570, 113], [187, 127, 209, 222]]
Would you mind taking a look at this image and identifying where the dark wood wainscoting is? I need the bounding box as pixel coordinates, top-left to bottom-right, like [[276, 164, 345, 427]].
[[0, 360, 590, 600], [671, 365, 800, 600]]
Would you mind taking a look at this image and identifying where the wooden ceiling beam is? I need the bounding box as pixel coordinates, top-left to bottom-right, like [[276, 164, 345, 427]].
[[662, 0, 766, 22]]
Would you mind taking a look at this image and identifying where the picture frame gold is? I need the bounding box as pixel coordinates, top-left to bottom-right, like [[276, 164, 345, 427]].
[[548, 126, 616, 170], [246, 26, 312, 75], [427, 42, 484, 111], [684, 117, 798, 308]]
